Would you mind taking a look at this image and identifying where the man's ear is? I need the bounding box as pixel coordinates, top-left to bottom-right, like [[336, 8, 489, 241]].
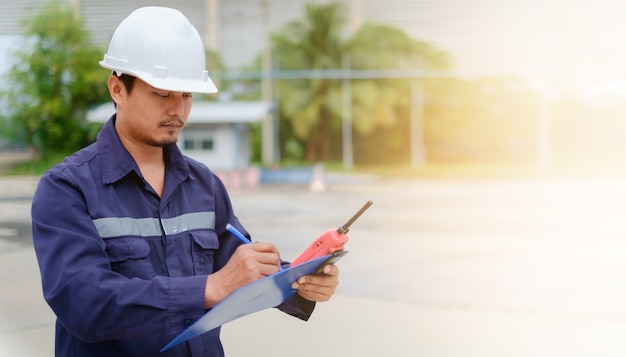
[[107, 75, 125, 105]]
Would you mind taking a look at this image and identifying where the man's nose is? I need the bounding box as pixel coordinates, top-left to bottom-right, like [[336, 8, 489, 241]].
[[167, 93, 186, 116]]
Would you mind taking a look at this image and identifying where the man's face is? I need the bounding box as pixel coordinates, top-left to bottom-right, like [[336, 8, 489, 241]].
[[110, 76, 193, 148]]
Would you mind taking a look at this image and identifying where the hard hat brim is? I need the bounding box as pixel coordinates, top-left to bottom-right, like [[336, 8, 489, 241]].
[[100, 61, 218, 94]]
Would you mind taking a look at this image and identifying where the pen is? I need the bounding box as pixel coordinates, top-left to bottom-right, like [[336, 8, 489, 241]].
[[225, 223, 251, 245], [225, 223, 284, 272]]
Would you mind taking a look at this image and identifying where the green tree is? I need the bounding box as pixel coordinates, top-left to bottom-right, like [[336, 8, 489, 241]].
[[423, 77, 539, 164], [271, 1, 449, 164], [1, 1, 109, 158], [272, 2, 346, 162], [347, 23, 448, 164]]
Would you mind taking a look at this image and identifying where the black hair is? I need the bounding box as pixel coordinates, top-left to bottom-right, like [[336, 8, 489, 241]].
[[111, 72, 136, 109], [117, 73, 136, 94]]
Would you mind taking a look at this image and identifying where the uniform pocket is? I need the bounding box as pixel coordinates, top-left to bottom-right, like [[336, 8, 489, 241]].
[[191, 231, 219, 275], [104, 238, 155, 279]]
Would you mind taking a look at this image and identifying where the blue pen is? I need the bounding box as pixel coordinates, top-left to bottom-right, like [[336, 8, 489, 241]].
[[225, 223, 251, 245], [225, 223, 284, 272]]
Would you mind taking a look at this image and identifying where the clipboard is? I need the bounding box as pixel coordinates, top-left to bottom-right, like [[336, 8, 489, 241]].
[[161, 251, 348, 351]]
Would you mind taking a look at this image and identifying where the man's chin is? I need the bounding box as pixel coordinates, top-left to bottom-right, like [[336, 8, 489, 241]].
[[146, 138, 178, 147]]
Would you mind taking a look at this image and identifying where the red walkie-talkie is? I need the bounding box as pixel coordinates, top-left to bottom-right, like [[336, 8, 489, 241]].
[[290, 200, 373, 267]]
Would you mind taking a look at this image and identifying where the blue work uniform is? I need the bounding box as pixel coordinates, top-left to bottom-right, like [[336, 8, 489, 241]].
[[31, 116, 314, 356]]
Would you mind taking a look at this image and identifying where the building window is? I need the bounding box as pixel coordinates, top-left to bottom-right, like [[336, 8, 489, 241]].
[[183, 139, 195, 150], [183, 136, 214, 151], [202, 139, 214, 150]]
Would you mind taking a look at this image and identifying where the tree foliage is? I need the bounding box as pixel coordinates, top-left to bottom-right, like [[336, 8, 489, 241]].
[[271, 1, 449, 164], [421, 77, 538, 164], [272, 2, 346, 162], [1, 1, 109, 158], [348, 22, 448, 134]]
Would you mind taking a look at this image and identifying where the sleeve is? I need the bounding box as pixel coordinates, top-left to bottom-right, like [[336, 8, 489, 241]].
[[31, 171, 207, 342], [277, 292, 316, 320]]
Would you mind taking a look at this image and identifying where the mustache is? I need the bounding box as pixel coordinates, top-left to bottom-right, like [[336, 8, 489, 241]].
[[159, 118, 185, 127]]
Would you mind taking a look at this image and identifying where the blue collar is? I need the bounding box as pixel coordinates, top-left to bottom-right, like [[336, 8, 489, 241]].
[[97, 115, 190, 186]]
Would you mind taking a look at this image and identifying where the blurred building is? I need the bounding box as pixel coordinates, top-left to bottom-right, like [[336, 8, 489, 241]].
[[1, 0, 625, 79], [87, 100, 271, 170]]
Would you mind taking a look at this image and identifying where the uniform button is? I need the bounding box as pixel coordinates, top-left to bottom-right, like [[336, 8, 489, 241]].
[[184, 319, 193, 327]]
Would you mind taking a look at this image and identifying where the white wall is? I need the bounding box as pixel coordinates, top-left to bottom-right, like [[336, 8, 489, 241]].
[[180, 123, 250, 171]]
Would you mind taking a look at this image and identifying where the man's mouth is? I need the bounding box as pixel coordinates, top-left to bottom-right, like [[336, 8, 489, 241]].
[[160, 119, 184, 128]]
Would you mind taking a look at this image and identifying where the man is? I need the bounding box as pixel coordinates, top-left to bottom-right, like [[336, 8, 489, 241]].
[[31, 7, 339, 357]]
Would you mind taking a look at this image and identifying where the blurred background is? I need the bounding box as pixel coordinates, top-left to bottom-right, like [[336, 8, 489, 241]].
[[4, 0, 626, 174], [2, 1, 626, 356]]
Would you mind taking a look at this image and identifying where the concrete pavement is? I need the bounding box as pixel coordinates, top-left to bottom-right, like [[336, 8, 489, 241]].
[[2, 175, 626, 356]]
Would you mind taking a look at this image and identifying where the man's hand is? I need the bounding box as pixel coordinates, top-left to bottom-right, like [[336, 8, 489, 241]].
[[204, 242, 282, 309], [291, 264, 340, 302]]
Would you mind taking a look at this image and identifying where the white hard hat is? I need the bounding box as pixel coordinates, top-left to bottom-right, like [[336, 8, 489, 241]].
[[99, 6, 218, 94]]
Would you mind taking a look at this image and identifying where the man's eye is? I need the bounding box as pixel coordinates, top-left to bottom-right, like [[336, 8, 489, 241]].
[[156, 92, 170, 98], [183, 93, 193, 99]]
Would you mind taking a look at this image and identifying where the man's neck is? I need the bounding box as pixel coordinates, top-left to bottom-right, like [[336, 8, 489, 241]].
[[119, 136, 166, 197]]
